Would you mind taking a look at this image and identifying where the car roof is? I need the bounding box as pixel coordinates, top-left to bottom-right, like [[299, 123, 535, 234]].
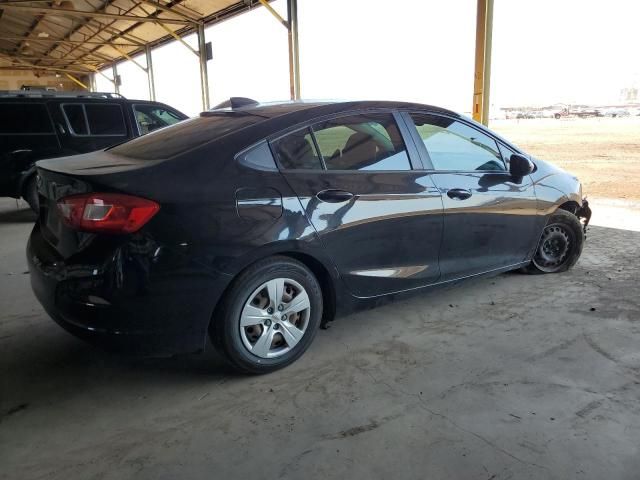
[[108, 99, 465, 161], [202, 99, 459, 120]]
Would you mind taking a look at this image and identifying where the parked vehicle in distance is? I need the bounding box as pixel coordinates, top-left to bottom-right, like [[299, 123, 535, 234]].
[[0, 90, 187, 211], [554, 107, 603, 119], [602, 108, 630, 118], [27, 98, 591, 374]]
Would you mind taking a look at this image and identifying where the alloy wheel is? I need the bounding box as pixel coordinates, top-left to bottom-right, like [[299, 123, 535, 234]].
[[239, 278, 311, 359]]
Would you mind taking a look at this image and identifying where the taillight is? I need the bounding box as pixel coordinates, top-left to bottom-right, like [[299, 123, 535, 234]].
[[56, 193, 160, 234]]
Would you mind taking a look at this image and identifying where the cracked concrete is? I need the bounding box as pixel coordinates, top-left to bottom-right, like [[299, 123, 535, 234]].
[[1, 197, 639, 480]]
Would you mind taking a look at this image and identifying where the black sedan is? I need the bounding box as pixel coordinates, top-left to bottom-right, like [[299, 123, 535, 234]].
[[27, 99, 591, 373]]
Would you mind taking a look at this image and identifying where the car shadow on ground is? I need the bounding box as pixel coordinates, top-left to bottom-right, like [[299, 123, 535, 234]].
[[2, 225, 636, 415], [0, 267, 513, 417]]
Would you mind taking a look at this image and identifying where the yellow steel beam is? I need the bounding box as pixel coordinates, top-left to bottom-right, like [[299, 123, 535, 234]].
[[257, 0, 289, 28], [0, 52, 95, 75], [111, 44, 147, 72], [257, 0, 299, 100], [83, 64, 116, 84], [155, 21, 199, 56], [136, 3, 200, 57], [472, 0, 494, 125], [65, 72, 89, 90]]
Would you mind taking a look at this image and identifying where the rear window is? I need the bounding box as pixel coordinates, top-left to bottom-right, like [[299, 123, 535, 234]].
[[110, 113, 263, 160], [0, 103, 54, 134]]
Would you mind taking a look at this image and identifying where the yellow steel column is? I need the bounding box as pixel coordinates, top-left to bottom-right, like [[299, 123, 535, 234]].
[[145, 45, 156, 101], [472, 0, 494, 125], [288, 0, 301, 100], [197, 23, 210, 110], [258, 0, 300, 100]]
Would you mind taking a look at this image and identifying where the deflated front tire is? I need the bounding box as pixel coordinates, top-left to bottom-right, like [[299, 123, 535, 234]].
[[524, 209, 585, 274]]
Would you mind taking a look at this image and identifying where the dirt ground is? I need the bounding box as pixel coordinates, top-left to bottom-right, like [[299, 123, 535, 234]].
[[492, 117, 640, 201], [1, 199, 640, 480]]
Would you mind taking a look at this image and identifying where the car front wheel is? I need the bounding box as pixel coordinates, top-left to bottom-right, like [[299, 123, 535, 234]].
[[525, 209, 585, 274], [211, 256, 323, 374]]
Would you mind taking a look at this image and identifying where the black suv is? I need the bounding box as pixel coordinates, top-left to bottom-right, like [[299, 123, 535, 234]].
[[0, 91, 187, 210]]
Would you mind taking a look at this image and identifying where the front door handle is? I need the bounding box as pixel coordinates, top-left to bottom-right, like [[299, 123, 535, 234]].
[[316, 189, 354, 203], [446, 188, 472, 200]]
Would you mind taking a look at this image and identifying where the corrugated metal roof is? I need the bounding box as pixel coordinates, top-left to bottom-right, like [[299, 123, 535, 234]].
[[0, 0, 267, 76]]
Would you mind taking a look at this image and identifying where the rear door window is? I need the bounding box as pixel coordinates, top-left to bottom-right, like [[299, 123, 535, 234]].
[[62, 104, 88, 135], [272, 112, 411, 172], [86, 104, 126, 135], [313, 113, 411, 171], [62, 103, 125, 136], [0, 103, 54, 134]]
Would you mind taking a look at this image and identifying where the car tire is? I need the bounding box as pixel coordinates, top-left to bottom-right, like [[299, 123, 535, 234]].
[[210, 256, 323, 374], [23, 176, 39, 213], [523, 209, 584, 274]]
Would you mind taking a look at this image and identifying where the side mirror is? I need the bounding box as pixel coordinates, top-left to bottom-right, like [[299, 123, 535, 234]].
[[509, 153, 534, 177]]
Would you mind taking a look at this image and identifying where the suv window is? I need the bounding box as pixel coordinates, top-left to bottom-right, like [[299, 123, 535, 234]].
[[63, 104, 87, 134], [0, 103, 53, 134], [62, 103, 126, 136], [313, 113, 410, 171], [86, 104, 126, 135], [272, 113, 411, 172], [134, 104, 183, 135], [410, 114, 505, 172]]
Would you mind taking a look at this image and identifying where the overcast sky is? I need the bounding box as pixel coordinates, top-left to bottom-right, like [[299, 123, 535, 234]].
[[97, 0, 640, 116]]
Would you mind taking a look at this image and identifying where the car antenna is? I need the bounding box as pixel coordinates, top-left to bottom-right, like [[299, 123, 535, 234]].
[[211, 97, 259, 110]]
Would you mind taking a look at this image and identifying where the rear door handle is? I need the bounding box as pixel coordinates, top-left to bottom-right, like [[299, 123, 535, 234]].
[[316, 189, 354, 203], [446, 188, 472, 200]]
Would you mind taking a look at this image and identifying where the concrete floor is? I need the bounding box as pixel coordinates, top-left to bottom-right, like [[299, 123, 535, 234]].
[[1, 197, 639, 480]]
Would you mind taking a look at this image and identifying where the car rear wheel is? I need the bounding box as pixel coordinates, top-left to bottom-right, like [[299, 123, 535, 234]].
[[524, 209, 584, 274], [211, 256, 323, 374]]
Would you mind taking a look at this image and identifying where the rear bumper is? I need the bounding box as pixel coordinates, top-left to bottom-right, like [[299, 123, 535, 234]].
[[27, 224, 233, 356]]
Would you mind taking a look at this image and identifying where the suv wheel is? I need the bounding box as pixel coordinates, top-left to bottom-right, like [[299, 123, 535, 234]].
[[211, 256, 323, 374]]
